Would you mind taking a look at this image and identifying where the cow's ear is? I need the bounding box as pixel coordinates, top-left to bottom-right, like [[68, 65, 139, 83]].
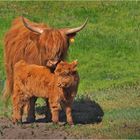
[[60, 29, 76, 42], [67, 33, 77, 39], [67, 33, 76, 43]]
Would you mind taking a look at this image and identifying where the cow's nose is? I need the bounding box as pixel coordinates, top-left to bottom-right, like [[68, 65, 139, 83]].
[[46, 60, 58, 68]]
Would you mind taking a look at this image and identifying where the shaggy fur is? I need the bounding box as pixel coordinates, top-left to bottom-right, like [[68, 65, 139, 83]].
[[12, 60, 79, 125], [3, 17, 75, 121]]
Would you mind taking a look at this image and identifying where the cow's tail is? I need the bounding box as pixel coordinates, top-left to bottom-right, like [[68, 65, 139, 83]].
[[2, 80, 11, 107]]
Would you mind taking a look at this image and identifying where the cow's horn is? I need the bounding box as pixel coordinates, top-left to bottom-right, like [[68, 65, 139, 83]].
[[22, 16, 43, 34], [65, 18, 88, 35]]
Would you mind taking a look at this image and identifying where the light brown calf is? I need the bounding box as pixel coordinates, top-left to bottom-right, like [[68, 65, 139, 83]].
[[12, 60, 79, 125]]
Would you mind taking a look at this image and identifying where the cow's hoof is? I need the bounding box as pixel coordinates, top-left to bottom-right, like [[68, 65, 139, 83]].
[[26, 117, 35, 123], [68, 121, 74, 126], [13, 120, 22, 125]]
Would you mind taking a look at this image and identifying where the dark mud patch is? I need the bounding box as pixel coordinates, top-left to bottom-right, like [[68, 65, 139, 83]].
[[0, 117, 69, 139], [0, 100, 104, 139]]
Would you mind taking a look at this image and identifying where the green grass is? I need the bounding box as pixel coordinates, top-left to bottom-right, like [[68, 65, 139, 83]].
[[0, 1, 140, 139], [0, 1, 140, 91]]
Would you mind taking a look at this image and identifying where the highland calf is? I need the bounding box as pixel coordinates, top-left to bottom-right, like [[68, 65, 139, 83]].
[[12, 60, 79, 125]]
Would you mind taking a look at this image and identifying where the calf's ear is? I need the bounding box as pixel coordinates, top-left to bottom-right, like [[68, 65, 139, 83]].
[[59, 61, 65, 64], [72, 60, 78, 69], [59, 61, 67, 67], [55, 68, 61, 74], [73, 60, 78, 65]]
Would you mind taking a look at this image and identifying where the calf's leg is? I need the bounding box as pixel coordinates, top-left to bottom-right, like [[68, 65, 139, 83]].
[[65, 103, 74, 125], [45, 99, 51, 122], [49, 99, 60, 124], [26, 97, 37, 122]]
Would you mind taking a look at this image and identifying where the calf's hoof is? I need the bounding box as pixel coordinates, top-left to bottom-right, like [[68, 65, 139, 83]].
[[70, 124, 74, 127], [52, 120, 59, 125]]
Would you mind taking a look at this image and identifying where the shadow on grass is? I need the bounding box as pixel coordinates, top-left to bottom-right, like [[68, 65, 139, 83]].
[[35, 99, 104, 125]]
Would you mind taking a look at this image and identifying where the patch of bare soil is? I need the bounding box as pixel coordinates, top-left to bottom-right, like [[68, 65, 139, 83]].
[[0, 100, 104, 139]]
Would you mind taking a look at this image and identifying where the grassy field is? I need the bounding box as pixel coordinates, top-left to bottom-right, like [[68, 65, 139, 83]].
[[0, 1, 140, 139]]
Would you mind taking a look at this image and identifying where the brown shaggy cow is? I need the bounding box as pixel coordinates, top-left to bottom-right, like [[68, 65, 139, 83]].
[[12, 60, 79, 125], [3, 16, 87, 121]]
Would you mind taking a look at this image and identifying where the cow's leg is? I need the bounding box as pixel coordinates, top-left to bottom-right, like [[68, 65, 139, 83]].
[[49, 99, 60, 124], [65, 103, 74, 125], [26, 97, 37, 122]]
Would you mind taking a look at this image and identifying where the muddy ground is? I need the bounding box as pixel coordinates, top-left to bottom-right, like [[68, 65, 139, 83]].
[[0, 100, 104, 139]]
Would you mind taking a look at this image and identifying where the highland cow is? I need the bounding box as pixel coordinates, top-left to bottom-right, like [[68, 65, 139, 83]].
[[3, 16, 87, 121], [12, 60, 79, 125]]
